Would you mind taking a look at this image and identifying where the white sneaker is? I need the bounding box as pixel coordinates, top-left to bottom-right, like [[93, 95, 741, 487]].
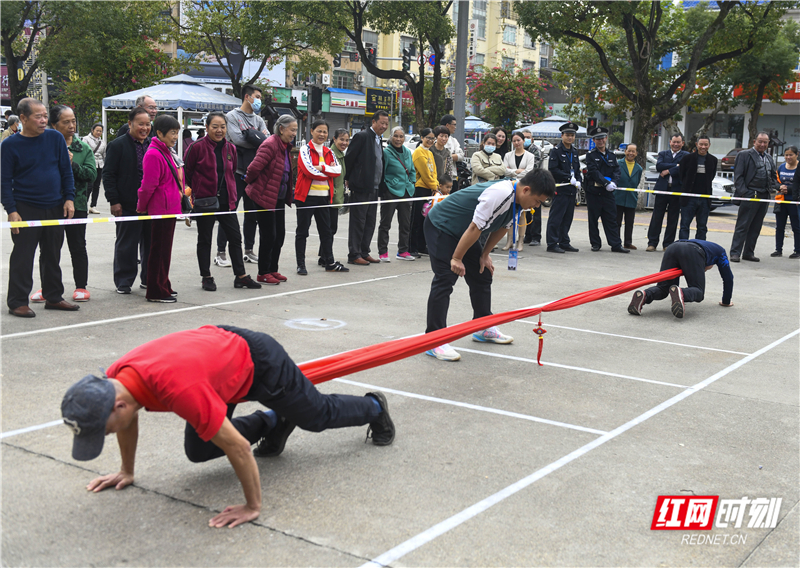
[[472, 326, 514, 344], [88, 206, 100, 214], [425, 343, 461, 361], [30, 289, 45, 303], [214, 252, 231, 267], [244, 250, 259, 263]]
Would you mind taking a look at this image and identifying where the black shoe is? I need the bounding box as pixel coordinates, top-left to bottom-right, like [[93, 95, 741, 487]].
[[364, 392, 395, 446], [170, 290, 178, 297], [730, 255, 740, 263], [561, 244, 579, 252], [523, 237, 532, 244], [202, 277, 216, 291], [325, 261, 350, 272], [628, 290, 645, 316], [742, 255, 760, 262], [297, 265, 308, 275], [234, 275, 262, 289], [790, 252, 800, 259], [318, 257, 326, 266], [410, 251, 422, 259], [116, 287, 132, 294], [147, 297, 177, 303], [139, 283, 147, 289], [547, 246, 565, 253], [529, 240, 541, 246], [253, 416, 296, 458], [770, 251, 782, 257], [669, 285, 684, 319], [611, 246, 630, 253], [591, 245, 601, 252]]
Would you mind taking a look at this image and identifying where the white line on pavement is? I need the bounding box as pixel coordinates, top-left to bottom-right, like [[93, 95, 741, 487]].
[[516, 320, 750, 355], [0, 420, 64, 440], [334, 378, 607, 435], [357, 328, 800, 568]]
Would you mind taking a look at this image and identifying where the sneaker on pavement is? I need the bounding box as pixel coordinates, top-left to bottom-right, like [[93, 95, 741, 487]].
[[645, 245, 657, 252], [30, 289, 45, 303], [425, 343, 461, 361], [234, 275, 262, 289], [147, 297, 177, 303], [244, 250, 259, 263], [202, 277, 217, 291], [72, 288, 91, 302], [669, 285, 684, 319], [214, 252, 231, 267], [270, 272, 288, 282], [627, 290, 645, 315], [257, 273, 280, 285], [364, 392, 395, 446], [116, 287, 131, 294], [472, 326, 513, 344], [325, 261, 350, 272], [253, 416, 296, 457], [379, 253, 390, 262], [396, 252, 416, 261]]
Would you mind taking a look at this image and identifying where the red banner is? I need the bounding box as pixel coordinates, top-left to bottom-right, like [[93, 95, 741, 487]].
[[734, 72, 800, 101]]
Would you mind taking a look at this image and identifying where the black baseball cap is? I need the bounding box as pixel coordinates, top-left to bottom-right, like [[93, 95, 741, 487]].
[[61, 374, 116, 461]]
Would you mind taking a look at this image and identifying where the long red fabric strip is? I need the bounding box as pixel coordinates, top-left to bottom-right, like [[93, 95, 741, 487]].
[[299, 268, 683, 384]]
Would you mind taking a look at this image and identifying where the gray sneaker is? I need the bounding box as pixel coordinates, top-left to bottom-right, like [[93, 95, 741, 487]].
[[244, 249, 259, 263], [214, 252, 231, 267]]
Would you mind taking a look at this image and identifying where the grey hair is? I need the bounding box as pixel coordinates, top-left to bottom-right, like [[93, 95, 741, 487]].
[[6, 115, 19, 127], [390, 126, 405, 136], [17, 97, 45, 118], [274, 114, 297, 136], [755, 131, 770, 140], [135, 94, 155, 107]]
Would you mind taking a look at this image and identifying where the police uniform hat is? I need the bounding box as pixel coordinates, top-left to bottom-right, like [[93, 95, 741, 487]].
[[588, 126, 610, 139], [559, 122, 579, 134]]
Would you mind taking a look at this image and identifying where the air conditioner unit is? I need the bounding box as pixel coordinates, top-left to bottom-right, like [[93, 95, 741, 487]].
[[355, 74, 364, 83], [322, 73, 331, 85]]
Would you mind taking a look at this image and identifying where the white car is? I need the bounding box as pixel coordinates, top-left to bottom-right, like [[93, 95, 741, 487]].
[[644, 154, 734, 210]]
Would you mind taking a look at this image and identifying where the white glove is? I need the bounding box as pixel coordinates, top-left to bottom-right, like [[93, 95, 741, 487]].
[[570, 175, 577, 186], [575, 180, 581, 190], [606, 182, 617, 191]]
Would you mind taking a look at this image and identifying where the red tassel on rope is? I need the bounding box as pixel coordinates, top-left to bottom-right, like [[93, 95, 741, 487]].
[[532, 315, 547, 366]]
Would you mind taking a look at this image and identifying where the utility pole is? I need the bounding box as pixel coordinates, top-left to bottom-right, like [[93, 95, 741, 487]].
[[454, 0, 469, 147]]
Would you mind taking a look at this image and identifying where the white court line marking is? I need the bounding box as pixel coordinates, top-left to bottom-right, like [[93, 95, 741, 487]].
[[516, 320, 750, 355], [0, 272, 423, 340], [454, 347, 687, 388], [334, 378, 607, 435], [0, 420, 63, 440], [359, 328, 800, 568]]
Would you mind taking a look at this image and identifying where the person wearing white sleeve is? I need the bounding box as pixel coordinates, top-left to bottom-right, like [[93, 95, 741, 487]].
[[501, 132, 537, 251], [441, 115, 465, 191]]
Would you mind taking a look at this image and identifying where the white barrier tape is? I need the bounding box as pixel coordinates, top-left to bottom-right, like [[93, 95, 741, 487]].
[[1, 195, 434, 230], [555, 182, 800, 205]]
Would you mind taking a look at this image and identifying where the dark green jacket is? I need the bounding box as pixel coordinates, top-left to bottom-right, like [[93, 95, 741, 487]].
[[69, 137, 97, 212], [615, 158, 643, 209], [331, 145, 346, 206]]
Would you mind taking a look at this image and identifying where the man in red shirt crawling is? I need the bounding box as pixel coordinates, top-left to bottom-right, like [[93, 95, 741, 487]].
[[61, 325, 394, 528]]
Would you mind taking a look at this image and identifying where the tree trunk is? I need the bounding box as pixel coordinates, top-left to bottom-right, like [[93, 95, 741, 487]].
[[689, 105, 722, 149], [747, 79, 769, 145]]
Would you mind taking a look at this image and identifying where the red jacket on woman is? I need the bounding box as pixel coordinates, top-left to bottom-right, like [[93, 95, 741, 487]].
[[183, 136, 238, 211], [244, 134, 294, 209], [295, 142, 341, 202]]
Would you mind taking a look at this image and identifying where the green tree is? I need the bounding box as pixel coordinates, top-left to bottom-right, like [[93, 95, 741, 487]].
[[172, 1, 345, 99], [516, 1, 792, 164], [468, 64, 548, 128]]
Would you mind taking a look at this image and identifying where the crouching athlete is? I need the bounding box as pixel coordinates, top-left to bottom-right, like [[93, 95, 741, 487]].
[[61, 325, 394, 528]]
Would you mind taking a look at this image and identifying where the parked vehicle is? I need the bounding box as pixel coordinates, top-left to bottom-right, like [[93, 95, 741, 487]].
[[643, 154, 735, 210], [720, 148, 745, 171]]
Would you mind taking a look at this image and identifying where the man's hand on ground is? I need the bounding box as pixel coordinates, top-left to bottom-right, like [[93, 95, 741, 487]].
[[87, 471, 134, 492], [209, 504, 260, 528]]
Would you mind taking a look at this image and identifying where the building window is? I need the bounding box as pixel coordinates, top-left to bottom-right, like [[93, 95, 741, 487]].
[[333, 70, 355, 90], [540, 41, 550, 53], [473, 53, 485, 72], [540, 56, 549, 69], [523, 32, 534, 49], [400, 35, 416, 57], [522, 60, 535, 71], [452, 1, 459, 23], [503, 25, 516, 45], [363, 30, 378, 51], [474, 0, 487, 39], [502, 56, 515, 70]]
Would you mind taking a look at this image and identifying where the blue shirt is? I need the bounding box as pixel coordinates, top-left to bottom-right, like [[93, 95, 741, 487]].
[[777, 163, 796, 186], [1, 129, 75, 214], [682, 239, 734, 305]]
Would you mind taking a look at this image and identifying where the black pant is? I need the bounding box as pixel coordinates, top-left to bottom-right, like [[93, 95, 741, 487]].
[[146, 218, 175, 300], [113, 208, 150, 290], [679, 197, 711, 241], [296, 196, 334, 266], [424, 217, 492, 333], [317, 208, 339, 260], [197, 213, 245, 277], [90, 167, 102, 208], [524, 207, 542, 242], [409, 186, 431, 254], [255, 206, 285, 275], [64, 210, 89, 289], [348, 189, 378, 261], [378, 190, 412, 255], [644, 241, 707, 304], [217, 175, 258, 252], [616, 206, 636, 246], [730, 198, 769, 258], [183, 326, 381, 463], [545, 187, 575, 248], [7, 202, 66, 309], [647, 193, 680, 248], [585, 190, 622, 248], [775, 204, 800, 254]]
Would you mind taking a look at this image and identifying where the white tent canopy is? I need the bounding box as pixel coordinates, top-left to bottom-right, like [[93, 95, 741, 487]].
[[520, 115, 587, 139]]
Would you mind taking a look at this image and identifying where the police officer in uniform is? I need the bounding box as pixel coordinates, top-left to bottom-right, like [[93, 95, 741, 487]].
[[545, 122, 582, 253], [584, 126, 629, 253]]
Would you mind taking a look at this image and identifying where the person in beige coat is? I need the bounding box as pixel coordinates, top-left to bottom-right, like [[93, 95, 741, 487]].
[[500, 131, 537, 251], [470, 133, 506, 185]]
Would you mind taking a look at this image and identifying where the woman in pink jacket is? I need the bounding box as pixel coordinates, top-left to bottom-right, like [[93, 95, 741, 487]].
[[137, 115, 183, 303]]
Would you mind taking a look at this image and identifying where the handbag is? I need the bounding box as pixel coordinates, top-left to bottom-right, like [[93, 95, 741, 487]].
[[156, 147, 192, 214]]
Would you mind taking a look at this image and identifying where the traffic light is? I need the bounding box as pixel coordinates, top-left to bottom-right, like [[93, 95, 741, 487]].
[[587, 117, 598, 130], [310, 86, 322, 114], [366, 47, 377, 66], [402, 48, 411, 72], [333, 53, 341, 68]]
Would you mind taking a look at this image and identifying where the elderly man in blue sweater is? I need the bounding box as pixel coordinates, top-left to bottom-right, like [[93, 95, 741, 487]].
[[1, 98, 78, 317]]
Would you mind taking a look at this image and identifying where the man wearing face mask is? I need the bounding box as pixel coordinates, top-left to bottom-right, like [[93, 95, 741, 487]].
[[221, 86, 269, 268]]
